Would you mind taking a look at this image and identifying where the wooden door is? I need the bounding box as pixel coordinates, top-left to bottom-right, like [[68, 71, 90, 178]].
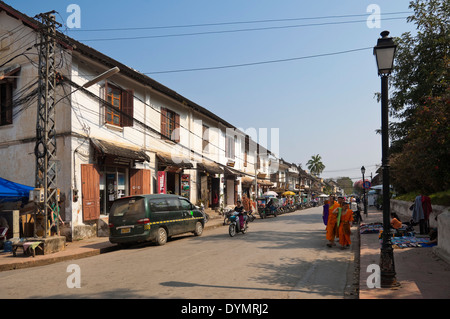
[[81, 164, 100, 221], [130, 169, 151, 195]]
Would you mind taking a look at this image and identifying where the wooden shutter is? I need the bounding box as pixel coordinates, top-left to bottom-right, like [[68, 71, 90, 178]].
[[0, 83, 13, 125], [161, 107, 167, 139], [101, 81, 108, 124], [232, 136, 236, 159], [234, 181, 238, 205], [121, 89, 134, 127], [130, 169, 151, 195], [174, 112, 180, 143], [81, 164, 100, 221]]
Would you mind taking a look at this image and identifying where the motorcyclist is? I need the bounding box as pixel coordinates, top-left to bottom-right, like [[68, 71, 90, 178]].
[[233, 200, 246, 230], [266, 198, 276, 214]]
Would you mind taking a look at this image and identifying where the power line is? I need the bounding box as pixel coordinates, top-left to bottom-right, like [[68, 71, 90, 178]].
[[143, 46, 373, 74], [77, 16, 408, 42], [323, 164, 379, 173], [68, 11, 412, 32]]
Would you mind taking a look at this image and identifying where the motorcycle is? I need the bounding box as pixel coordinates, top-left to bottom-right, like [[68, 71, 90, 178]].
[[196, 204, 209, 223], [223, 207, 233, 225], [247, 210, 256, 222], [228, 212, 249, 237]]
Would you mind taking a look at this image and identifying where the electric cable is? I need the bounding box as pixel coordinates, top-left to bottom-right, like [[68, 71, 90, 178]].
[[68, 11, 411, 32], [144, 46, 373, 74], [77, 16, 408, 42]]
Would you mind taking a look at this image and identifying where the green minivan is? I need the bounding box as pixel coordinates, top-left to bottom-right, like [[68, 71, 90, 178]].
[[108, 194, 205, 246]]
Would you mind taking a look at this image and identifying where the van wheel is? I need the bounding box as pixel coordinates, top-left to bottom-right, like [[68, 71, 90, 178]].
[[194, 221, 203, 236], [156, 227, 167, 246]]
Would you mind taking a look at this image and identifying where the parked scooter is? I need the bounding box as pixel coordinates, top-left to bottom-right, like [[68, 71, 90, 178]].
[[228, 212, 248, 237], [196, 203, 209, 223]]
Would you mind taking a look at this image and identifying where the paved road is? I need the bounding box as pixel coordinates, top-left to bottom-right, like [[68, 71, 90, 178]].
[[1, 207, 355, 299]]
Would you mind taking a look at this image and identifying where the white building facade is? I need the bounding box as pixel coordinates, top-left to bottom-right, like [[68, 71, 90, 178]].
[[0, 2, 275, 240]]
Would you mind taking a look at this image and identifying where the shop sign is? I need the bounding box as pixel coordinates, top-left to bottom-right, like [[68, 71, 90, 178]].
[[158, 171, 166, 194], [181, 174, 190, 198]]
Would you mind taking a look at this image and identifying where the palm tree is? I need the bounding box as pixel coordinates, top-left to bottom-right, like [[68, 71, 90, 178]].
[[306, 154, 325, 176]]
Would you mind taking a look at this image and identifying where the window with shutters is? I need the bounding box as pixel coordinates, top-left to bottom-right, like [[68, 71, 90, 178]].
[[244, 135, 249, 167], [103, 81, 134, 127], [160, 107, 180, 142], [0, 82, 13, 126], [202, 124, 209, 153], [225, 134, 235, 159]]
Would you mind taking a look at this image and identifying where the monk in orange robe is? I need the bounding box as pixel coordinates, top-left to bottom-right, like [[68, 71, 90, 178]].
[[338, 202, 354, 249], [326, 196, 342, 247]]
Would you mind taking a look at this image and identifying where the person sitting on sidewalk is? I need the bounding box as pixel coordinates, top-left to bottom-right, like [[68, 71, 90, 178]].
[[391, 213, 402, 230]]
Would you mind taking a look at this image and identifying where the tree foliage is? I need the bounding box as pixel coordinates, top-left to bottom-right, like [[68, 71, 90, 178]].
[[306, 154, 325, 176], [388, 0, 450, 194], [336, 177, 353, 194]]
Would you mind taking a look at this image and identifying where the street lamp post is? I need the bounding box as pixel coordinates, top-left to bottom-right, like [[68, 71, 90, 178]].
[[373, 30, 398, 288], [361, 166, 367, 216]]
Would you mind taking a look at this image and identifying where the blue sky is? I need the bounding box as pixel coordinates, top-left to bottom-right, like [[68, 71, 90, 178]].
[[9, 0, 417, 181]]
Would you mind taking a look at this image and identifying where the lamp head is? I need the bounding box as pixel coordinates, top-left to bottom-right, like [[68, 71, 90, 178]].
[[373, 31, 397, 76]]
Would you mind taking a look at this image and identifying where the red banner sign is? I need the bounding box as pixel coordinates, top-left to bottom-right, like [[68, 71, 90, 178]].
[[158, 171, 166, 194]]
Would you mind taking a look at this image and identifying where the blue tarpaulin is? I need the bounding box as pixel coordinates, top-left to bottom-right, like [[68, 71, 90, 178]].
[[0, 177, 34, 203]]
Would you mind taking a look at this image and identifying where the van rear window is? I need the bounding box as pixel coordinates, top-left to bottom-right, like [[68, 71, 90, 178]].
[[110, 198, 145, 218]]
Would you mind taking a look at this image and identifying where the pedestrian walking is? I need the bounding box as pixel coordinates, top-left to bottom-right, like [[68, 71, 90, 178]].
[[351, 197, 362, 224], [326, 196, 342, 247], [338, 202, 354, 249], [50, 202, 64, 236], [322, 200, 329, 227]]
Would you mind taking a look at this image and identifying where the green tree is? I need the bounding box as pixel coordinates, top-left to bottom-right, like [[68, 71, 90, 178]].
[[387, 0, 450, 193], [337, 177, 353, 195], [306, 154, 325, 176]]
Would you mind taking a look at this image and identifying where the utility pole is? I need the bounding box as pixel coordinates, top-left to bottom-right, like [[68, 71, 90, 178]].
[[34, 11, 61, 238]]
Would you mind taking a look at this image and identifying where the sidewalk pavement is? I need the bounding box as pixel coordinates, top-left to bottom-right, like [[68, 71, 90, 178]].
[[0, 212, 226, 272], [359, 207, 450, 299], [2, 208, 450, 299]]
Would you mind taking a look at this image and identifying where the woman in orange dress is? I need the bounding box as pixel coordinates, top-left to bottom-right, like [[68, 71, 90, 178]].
[[338, 202, 354, 249]]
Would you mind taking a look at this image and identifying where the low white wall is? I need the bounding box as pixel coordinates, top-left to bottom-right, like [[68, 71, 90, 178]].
[[390, 199, 450, 264], [433, 211, 450, 265], [390, 199, 447, 228]]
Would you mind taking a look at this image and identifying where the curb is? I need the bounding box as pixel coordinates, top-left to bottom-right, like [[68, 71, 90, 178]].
[[0, 245, 120, 272], [0, 219, 225, 272]]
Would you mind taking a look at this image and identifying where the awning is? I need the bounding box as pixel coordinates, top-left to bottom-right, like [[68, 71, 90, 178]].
[[157, 152, 193, 169], [197, 159, 223, 175], [224, 166, 244, 177], [241, 176, 254, 185], [258, 179, 273, 187], [0, 177, 33, 203], [90, 138, 150, 162], [0, 64, 20, 81]]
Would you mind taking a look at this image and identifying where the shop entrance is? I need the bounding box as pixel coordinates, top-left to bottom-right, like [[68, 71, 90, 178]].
[[100, 167, 127, 215]]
